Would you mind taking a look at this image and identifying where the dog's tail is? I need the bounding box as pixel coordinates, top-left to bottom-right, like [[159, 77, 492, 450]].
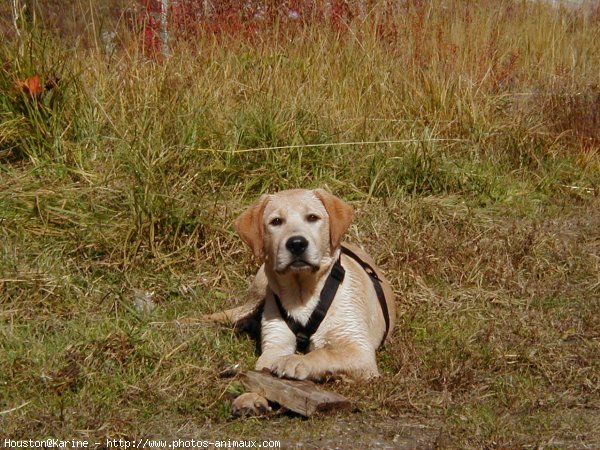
[[204, 300, 264, 325], [203, 265, 268, 340], [204, 296, 264, 352]]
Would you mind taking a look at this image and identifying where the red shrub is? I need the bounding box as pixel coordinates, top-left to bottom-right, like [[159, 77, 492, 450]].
[[136, 0, 363, 52]]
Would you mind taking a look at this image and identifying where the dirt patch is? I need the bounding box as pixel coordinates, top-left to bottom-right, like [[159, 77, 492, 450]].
[[279, 416, 441, 450], [142, 413, 442, 450]]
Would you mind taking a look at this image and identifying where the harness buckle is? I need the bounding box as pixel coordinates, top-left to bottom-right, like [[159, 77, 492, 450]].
[[296, 332, 310, 354]]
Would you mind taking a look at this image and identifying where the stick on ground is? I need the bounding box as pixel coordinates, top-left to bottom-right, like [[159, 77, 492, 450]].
[[239, 370, 351, 417]]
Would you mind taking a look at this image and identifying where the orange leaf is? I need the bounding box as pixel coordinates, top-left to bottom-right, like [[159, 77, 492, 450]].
[[15, 75, 44, 96]]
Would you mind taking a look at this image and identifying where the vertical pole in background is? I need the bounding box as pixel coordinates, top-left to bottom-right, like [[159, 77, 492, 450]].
[[11, 0, 21, 38], [160, 0, 169, 56], [203, 0, 213, 17], [11, 0, 24, 57]]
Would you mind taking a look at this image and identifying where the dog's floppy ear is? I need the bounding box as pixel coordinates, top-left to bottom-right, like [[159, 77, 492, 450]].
[[315, 189, 354, 249], [234, 194, 270, 260]]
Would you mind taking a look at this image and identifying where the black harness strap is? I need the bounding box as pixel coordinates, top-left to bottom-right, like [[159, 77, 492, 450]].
[[273, 257, 345, 354], [340, 246, 391, 346], [274, 246, 391, 353]]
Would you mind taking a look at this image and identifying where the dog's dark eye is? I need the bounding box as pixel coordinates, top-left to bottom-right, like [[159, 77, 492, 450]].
[[306, 214, 320, 223], [270, 217, 283, 226]]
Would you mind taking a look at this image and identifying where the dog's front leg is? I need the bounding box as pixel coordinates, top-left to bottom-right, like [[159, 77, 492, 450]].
[[255, 319, 297, 371], [269, 344, 379, 381]]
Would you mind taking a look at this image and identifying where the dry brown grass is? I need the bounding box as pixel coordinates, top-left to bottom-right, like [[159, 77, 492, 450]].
[[351, 196, 600, 446]]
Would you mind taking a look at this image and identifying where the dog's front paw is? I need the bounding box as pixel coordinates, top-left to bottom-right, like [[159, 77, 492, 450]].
[[270, 354, 315, 381]]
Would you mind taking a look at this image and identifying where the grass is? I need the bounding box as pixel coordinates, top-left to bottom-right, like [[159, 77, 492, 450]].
[[1, 0, 600, 448]]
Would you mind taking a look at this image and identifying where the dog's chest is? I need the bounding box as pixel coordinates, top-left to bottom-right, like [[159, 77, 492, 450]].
[[270, 288, 321, 326]]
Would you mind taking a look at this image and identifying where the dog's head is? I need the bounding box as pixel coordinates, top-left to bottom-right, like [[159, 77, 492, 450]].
[[235, 189, 353, 274]]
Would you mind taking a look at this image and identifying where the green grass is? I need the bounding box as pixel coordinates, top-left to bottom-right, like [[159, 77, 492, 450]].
[[1, 0, 600, 448]]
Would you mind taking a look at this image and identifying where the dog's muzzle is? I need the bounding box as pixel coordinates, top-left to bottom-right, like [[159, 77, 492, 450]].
[[285, 235, 309, 256], [279, 235, 318, 272]]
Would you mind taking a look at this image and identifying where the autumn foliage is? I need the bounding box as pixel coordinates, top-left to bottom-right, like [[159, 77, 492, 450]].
[[137, 0, 376, 51]]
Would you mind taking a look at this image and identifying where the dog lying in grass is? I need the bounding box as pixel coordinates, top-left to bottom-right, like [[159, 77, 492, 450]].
[[216, 188, 395, 385]]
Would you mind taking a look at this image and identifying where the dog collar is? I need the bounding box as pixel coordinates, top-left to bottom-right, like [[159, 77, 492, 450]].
[[273, 255, 345, 354]]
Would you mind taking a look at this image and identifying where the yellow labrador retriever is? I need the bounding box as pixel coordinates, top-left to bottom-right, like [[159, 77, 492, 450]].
[[233, 188, 395, 381]]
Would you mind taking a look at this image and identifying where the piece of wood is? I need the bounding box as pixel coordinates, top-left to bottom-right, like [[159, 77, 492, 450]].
[[239, 370, 351, 417]]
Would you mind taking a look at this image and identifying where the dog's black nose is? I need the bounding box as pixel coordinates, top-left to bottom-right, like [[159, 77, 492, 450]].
[[286, 236, 309, 255]]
